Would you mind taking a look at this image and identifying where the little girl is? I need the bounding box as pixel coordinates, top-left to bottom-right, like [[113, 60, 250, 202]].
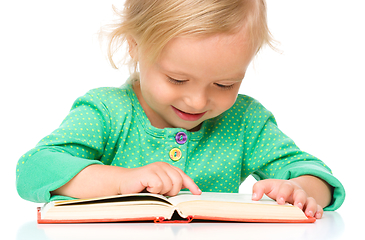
[[16, 0, 345, 219]]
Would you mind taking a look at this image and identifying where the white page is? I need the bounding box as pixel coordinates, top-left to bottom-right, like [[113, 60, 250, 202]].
[[167, 192, 283, 206]]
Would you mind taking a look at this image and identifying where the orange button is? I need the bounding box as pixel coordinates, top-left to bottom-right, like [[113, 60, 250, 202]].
[[169, 148, 182, 161]]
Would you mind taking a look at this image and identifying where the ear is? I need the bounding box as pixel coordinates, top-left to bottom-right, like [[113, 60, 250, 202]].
[[127, 36, 138, 60]]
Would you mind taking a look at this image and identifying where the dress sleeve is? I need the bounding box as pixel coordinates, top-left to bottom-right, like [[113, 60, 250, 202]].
[[16, 89, 111, 203], [243, 100, 345, 211]]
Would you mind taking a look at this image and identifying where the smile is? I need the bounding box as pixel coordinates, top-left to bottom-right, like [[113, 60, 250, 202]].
[[172, 106, 207, 121]]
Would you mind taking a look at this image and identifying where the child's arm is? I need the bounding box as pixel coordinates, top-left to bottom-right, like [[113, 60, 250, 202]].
[[51, 162, 202, 199], [239, 97, 345, 217], [252, 175, 333, 219]]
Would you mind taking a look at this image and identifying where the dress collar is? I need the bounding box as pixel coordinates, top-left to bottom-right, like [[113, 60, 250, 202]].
[[122, 81, 208, 140]]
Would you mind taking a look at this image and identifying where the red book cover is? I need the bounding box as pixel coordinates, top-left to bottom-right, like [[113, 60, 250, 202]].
[[37, 207, 316, 224]]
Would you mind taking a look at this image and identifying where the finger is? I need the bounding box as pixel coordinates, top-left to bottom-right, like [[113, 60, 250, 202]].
[[276, 181, 295, 205], [292, 189, 307, 210], [164, 167, 184, 196], [173, 166, 201, 195], [141, 172, 167, 194], [315, 205, 323, 219], [154, 169, 174, 195], [252, 179, 275, 201], [139, 162, 174, 195], [303, 197, 317, 218]]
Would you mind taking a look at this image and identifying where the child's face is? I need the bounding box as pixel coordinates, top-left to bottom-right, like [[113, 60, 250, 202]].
[[132, 26, 257, 131]]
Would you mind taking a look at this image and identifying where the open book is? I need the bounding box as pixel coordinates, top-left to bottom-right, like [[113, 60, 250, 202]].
[[37, 192, 315, 223]]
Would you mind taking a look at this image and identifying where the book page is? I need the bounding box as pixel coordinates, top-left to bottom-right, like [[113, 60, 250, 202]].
[[168, 192, 306, 221], [167, 192, 286, 206], [52, 193, 172, 206]]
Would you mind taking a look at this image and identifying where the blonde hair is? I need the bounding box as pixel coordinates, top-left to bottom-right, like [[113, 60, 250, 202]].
[[100, 0, 275, 72]]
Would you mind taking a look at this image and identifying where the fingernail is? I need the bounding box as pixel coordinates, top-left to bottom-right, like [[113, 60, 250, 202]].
[[252, 193, 257, 199], [279, 197, 285, 204], [316, 212, 322, 219], [297, 202, 303, 209], [307, 211, 314, 217]]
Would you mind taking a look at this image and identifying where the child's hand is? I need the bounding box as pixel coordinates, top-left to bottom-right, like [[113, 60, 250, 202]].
[[252, 179, 323, 219], [118, 162, 202, 196]]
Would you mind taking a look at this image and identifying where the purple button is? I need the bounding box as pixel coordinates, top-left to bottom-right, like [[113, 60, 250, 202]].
[[175, 132, 187, 144]]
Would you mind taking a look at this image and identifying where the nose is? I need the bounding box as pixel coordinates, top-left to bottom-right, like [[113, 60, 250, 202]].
[[183, 89, 209, 112]]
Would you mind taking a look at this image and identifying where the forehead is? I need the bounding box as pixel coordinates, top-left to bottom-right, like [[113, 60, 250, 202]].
[[157, 26, 257, 80]]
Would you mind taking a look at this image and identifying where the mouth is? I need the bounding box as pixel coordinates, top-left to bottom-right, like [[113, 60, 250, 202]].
[[172, 106, 207, 121]]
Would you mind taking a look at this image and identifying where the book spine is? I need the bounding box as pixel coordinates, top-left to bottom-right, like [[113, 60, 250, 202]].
[[154, 216, 194, 223]]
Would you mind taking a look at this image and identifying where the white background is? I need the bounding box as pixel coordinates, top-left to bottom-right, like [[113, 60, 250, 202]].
[[1, 1, 364, 239]]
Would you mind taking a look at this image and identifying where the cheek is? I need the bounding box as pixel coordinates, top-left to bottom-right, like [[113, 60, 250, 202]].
[[214, 92, 239, 112], [143, 81, 176, 105], [157, 88, 178, 105]]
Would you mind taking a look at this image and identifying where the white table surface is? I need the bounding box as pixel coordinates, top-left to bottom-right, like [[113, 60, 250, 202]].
[[10, 211, 350, 240], [6, 179, 361, 240]]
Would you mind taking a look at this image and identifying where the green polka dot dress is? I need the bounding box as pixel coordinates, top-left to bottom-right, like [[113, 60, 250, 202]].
[[16, 82, 345, 210]]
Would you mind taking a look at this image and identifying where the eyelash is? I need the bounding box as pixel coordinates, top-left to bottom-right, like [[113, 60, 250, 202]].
[[167, 77, 234, 90], [215, 83, 234, 90], [167, 77, 186, 85]]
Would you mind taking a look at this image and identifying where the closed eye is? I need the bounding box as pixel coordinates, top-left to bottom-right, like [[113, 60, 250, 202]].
[[168, 76, 236, 90], [215, 83, 235, 90], [167, 77, 187, 85]]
